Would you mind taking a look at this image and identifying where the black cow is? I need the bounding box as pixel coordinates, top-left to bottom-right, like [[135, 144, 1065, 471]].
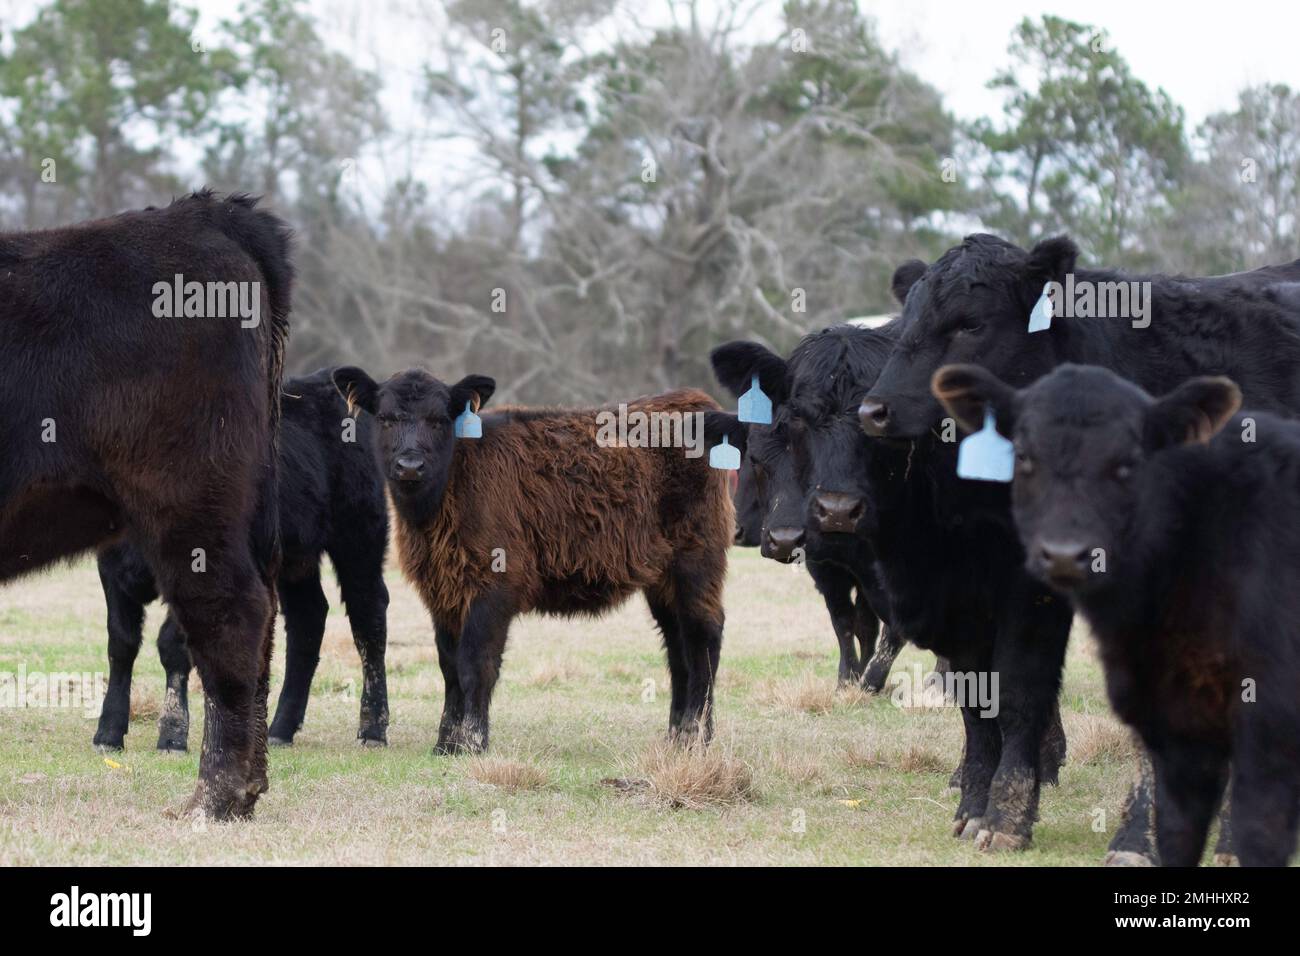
[[0, 191, 292, 819], [92, 369, 390, 753], [738, 320, 1067, 851], [934, 363, 1300, 867], [861, 235, 1300, 439], [712, 327, 906, 691], [862, 235, 1300, 857]]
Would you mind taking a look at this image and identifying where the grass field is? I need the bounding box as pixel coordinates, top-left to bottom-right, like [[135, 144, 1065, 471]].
[[0, 547, 1153, 866]]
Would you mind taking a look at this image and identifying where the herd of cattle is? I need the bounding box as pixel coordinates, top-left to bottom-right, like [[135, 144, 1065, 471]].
[[2, 191, 1298, 867]]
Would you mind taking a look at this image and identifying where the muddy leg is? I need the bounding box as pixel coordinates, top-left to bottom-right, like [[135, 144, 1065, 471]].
[[155, 612, 193, 752]]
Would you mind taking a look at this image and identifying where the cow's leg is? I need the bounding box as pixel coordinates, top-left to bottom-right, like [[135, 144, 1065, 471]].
[[433, 624, 465, 754], [1229, 729, 1299, 867], [808, 562, 860, 684], [93, 570, 148, 752], [926, 657, 965, 789], [332, 548, 390, 747], [672, 558, 726, 745], [456, 594, 512, 754], [1039, 695, 1067, 786], [953, 695, 1001, 838], [159, 533, 273, 820], [155, 612, 193, 752], [974, 597, 1070, 851], [267, 570, 329, 746], [1105, 742, 1159, 866], [1151, 743, 1226, 867], [862, 623, 903, 694], [646, 592, 688, 738]]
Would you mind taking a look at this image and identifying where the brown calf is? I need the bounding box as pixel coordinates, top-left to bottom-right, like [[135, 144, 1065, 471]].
[[333, 367, 742, 752]]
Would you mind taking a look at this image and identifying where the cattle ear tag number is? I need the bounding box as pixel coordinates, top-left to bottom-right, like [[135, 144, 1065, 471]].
[[956, 408, 1014, 482], [454, 401, 482, 439], [709, 435, 741, 471], [1027, 282, 1053, 333], [737, 374, 772, 425]]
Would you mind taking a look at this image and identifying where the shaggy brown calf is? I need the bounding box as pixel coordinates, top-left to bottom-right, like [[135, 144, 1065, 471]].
[[332, 367, 742, 752], [0, 191, 293, 819]]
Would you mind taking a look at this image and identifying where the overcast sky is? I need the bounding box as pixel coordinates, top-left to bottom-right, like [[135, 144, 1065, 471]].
[[4, 0, 1298, 129], [4, 0, 1299, 207]]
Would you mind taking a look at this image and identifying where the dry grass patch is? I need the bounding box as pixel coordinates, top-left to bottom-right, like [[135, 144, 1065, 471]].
[[766, 746, 827, 786], [758, 673, 879, 714], [520, 659, 589, 687], [633, 740, 757, 809], [128, 685, 161, 721], [1067, 713, 1137, 765], [466, 755, 550, 792], [841, 739, 951, 776]]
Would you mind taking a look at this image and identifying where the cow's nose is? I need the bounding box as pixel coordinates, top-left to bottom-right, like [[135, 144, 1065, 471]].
[[764, 526, 805, 562], [394, 456, 425, 482], [1037, 540, 1090, 586], [813, 493, 864, 534], [859, 400, 891, 436]]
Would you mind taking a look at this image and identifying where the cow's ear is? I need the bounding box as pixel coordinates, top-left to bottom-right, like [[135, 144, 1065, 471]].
[[1025, 235, 1079, 286], [931, 364, 1020, 436], [704, 411, 749, 458], [710, 341, 790, 406], [1144, 376, 1241, 450], [450, 374, 496, 413], [333, 366, 380, 415], [891, 259, 927, 305]]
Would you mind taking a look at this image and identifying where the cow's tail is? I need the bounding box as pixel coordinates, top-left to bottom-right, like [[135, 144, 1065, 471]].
[[208, 190, 295, 581]]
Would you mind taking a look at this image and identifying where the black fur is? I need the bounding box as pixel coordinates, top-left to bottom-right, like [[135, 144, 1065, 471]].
[[1, 192, 293, 819], [92, 369, 391, 752], [939, 363, 1300, 866]]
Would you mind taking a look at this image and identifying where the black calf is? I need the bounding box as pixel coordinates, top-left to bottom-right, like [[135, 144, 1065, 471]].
[[712, 328, 906, 691], [935, 363, 1300, 866], [93, 368, 391, 751]]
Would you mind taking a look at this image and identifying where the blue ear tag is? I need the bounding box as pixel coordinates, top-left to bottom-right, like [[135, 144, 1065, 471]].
[[1027, 282, 1053, 333], [454, 401, 482, 439], [956, 408, 1014, 483], [709, 435, 741, 470], [737, 374, 772, 425]]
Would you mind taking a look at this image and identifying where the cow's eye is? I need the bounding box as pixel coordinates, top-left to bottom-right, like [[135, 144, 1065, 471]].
[[957, 320, 983, 335], [377, 414, 397, 427], [1112, 461, 1135, 481]]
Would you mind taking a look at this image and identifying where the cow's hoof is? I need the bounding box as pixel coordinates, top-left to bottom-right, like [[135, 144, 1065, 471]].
[[94, 742, 125, 754], [359, 737, 387, 748], [267, 736, 293, 748], [954, 817, 983, 839], [1213, 853, 1239, 867], [156, 743, 188, 755], [975, 829, 1029, 852], [1103, 850, 1155, 867]]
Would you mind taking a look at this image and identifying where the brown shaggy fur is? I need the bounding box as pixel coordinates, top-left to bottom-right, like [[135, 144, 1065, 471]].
[[400, 389, 732, 629], [333, 368, 737, 754]]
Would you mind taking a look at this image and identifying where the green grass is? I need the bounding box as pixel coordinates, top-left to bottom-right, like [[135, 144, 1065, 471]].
[[0, 550, 1155, 865]]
